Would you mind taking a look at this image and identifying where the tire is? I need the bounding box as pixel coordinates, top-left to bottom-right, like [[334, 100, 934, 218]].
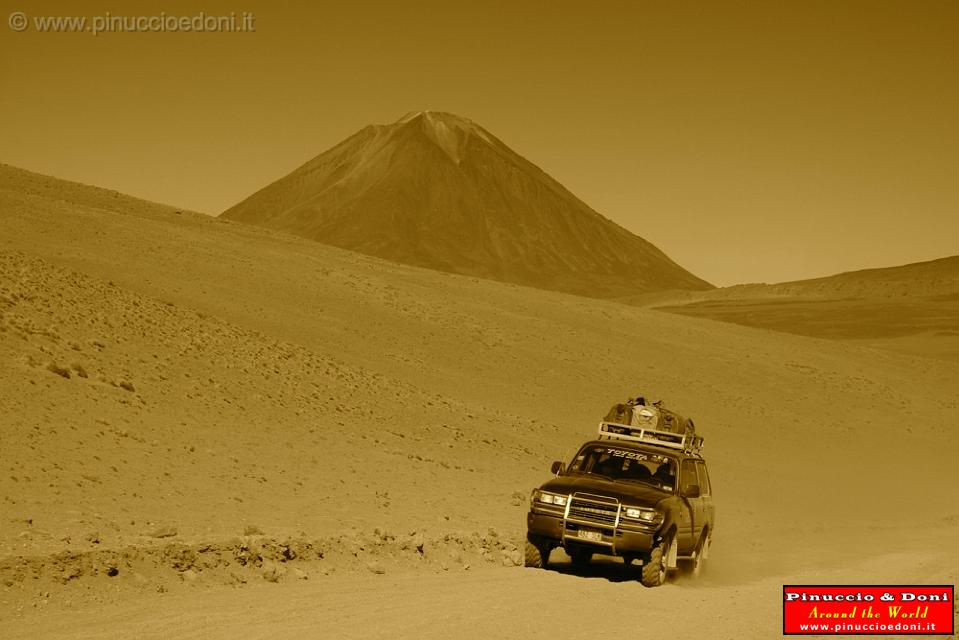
[[692, 534, 710, 577], [641, 537, 671, 587], [524, 540, 548, 568]]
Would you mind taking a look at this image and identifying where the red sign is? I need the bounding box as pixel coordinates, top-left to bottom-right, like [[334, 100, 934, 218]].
[[783, 585, 955, 635]]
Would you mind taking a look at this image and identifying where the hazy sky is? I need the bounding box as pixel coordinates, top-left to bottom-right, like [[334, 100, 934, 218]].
[[1, 0, 956, 285]]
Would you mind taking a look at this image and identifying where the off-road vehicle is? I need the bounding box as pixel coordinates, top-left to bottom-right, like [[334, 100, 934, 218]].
[[525, 421, 715, 587]]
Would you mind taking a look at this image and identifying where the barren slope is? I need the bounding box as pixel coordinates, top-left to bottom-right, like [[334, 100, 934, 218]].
[[646, 256, 959, 361]]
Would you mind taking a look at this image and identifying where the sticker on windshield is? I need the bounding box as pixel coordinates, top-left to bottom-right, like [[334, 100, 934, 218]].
[[606, 448, 669, 464]]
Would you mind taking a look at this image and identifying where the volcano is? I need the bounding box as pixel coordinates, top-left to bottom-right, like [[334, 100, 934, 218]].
[[221, 111, 711, 297]]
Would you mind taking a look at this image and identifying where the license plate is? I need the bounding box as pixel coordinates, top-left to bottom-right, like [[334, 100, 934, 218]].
[[577, 530, 602, 542]]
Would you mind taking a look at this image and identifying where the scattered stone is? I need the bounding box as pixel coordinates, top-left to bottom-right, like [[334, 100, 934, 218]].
[[261, 560, 285, 582], [84, 531, 100, 544], [106, 566, 119, 577], [60, 565, 82, 583], [46, 362, 71, 379], [412, 533, 425, 553]]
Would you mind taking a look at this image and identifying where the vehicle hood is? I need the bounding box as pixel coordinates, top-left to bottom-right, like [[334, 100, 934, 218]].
[[539, 474, 671, 508]]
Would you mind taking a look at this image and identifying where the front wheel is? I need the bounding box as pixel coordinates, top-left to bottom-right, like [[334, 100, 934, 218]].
[[524, 540, 549, 568], [641, 536, 672, 587]]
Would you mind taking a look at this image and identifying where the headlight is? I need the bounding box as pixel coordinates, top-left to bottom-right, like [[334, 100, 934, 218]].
[[622, 506, 663, 524], [535, 491, 568, 506]]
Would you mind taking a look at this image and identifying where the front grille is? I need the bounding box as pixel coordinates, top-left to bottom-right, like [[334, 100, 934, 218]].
[[567, 495, 619, 526]]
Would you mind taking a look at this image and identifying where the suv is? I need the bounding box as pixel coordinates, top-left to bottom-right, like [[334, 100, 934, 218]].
[[525, 422, 715, 587]]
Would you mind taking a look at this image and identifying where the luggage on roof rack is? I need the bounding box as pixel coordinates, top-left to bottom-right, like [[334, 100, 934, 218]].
[[603, 397, 691, 433], [597, 421, 704, 455]]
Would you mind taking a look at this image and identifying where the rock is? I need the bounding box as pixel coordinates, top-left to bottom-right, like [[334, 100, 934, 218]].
[[147, 526, 178, 538], [47, 362, 71, 379], [366, 561, 385, 575], [84, 531, 100, 544], [412, 533, 425, 553], [243, 524, 264, 536], [229, 570, 247, 584], [261, 560, 285, 582], [509, 549, 523, 566], [292, 567, 309, 580], [181, 569, 198, 582]]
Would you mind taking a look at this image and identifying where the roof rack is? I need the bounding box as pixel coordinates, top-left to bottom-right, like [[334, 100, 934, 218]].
[[597, 421, 704, 455]]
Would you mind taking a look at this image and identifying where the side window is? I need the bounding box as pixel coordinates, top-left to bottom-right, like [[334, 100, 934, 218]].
[[695, 461, 711, 496], [680, 460, 698, 494]]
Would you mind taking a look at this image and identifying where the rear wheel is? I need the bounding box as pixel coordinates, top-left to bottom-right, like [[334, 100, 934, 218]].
[[524, 540, 549, 568], [691, 534, 710, 577]]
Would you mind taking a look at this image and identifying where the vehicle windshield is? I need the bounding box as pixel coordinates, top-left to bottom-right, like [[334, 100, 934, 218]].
[[568, 445, 676, 492]]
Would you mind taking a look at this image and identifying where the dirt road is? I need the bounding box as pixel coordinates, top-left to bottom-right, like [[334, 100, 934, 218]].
[[0, 565, 782, 639], [4, 535, 956, 640]]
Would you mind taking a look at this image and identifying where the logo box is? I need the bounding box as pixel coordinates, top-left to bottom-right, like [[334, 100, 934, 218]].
[[783, 585, 955, 635]]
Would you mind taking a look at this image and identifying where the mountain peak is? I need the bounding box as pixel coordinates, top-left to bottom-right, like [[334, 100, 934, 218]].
[[221, 115, 712, 297], [394, 111, 492, 163]]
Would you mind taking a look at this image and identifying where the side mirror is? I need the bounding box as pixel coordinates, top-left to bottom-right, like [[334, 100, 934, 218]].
[[682, 484, 701, 498], [550, 461, 566, 475]]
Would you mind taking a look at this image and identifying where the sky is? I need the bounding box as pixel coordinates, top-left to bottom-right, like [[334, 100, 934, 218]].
[[1, 0, 957, 286]]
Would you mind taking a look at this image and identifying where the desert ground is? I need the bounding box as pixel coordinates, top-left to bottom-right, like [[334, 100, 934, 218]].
[[1, 165, 957, 637]]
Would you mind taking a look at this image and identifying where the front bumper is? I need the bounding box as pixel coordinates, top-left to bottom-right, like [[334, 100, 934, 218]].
[[527, 509, 657, 557]]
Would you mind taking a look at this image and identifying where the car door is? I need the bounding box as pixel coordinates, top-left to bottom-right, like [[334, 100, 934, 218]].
[[678, 459, 703, 553], [695, 460, 715, 541]]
